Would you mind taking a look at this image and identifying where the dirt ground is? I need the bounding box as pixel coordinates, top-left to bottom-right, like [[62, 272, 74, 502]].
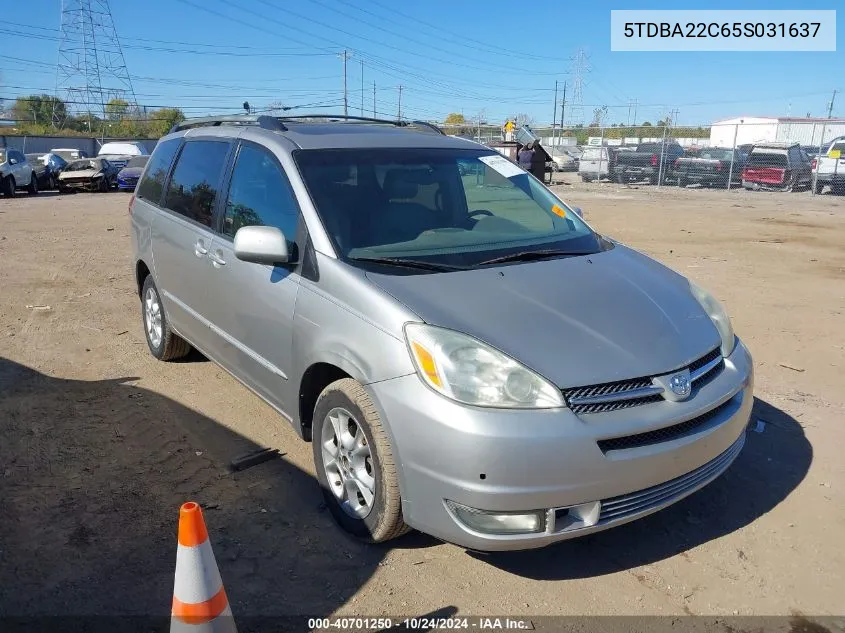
[[1, 182, 843, 627]]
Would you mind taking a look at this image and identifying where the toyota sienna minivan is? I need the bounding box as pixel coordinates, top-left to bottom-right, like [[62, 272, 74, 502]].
[[130, 114, 754, 551]]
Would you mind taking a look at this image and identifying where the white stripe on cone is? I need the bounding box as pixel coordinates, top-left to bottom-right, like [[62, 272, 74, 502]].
[[173, 540, 225, 605]]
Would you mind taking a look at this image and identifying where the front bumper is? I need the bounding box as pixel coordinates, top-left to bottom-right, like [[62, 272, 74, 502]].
[[117, 177, 138, 190], [369, 340, 754, 551], [59, 179, 100, 191]]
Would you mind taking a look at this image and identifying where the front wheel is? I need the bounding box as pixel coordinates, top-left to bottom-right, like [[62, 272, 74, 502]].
[[2, 176, 15, 197], [98, 177, 109, 193], [313, 378, 408, 543]]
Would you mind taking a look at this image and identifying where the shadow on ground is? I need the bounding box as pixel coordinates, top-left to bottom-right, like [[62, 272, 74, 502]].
[[0, 357, 449, 630], [471, 397, 811, 579]]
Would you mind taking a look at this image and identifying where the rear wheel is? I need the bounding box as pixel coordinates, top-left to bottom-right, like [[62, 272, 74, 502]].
[[27, 173, 38, 195], [140, 276, 192, 361], [313, 378, 409, 543], [813, 179, 825, 194], [677, 176, 687, 188]]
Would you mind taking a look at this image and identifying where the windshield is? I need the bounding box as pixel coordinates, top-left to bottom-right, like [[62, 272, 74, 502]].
[[125, 156, 149, 168], [294, 148, 605, 269], [66, 159, 101, 172], [26, 154, 45, 165]]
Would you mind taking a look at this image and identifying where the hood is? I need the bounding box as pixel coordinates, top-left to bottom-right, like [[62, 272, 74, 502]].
[[59, 169, 100, 179], [118, 167, 143, 178], [365, 244, 720, 388]]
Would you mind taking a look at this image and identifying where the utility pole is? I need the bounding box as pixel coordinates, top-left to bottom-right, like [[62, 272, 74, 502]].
[[360, 60, 364, 116], [552, 80, 558, 148], [560, 81, 566, 133], [827, 89, 838, 119], [632, 98, 638, 127], [339, 49, 352, 116], [397, 85, 403, 120], [373, 80, 376, 118]]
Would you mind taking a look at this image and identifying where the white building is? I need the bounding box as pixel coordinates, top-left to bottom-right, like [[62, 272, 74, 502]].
[[710, 116, 845, 148]]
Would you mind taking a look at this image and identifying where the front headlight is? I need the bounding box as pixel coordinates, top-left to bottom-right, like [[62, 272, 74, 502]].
[[404, 323, 565, 409], [689, 280, 736, 357]]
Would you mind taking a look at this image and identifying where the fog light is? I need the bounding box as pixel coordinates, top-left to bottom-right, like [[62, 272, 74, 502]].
[[446, 500, 545, 535]]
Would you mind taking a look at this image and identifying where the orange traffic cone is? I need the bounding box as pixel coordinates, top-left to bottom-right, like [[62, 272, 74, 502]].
[[171, 502, 237, 633]]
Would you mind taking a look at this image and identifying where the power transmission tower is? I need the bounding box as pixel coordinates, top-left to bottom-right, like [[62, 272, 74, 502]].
[[53, 0, 138, 131], [397, 85, 403, 120], [567, 48, 588, 126]]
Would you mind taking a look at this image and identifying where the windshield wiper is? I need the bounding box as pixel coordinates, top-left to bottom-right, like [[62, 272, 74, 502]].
[[349, 256, 468, 272], [476, 249, 592, 266]]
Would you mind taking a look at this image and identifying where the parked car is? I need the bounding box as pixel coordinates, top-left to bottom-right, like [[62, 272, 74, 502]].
[[98, 141, 148, 170], [546, 148, 579, 172], [57, 158, 119, 192], [26, 152, 68, 191], [614, 141, 685, 185], [577, 146, 633, 182], [117, 155, 149, 191], [672, 147, 747, 188], [577, 146, 613, 182], [742, 143, 812, 192], [50, 148, 90, 162], [810, 136, 845, 194], [0, 148, 38, 197], [131, 113, 753, 552]]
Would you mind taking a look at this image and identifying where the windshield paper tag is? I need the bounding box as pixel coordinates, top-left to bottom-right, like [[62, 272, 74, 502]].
[[478, 154, 526, 178]]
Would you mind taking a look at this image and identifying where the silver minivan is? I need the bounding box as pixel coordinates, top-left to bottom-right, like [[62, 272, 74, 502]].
[[130, 114, 753, 551]]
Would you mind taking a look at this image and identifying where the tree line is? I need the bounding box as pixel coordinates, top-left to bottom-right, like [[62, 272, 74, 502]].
[[6, 94, 185, 139]]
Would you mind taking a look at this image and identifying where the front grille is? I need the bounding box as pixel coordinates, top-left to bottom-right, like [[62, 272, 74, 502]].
[[598, 433, 745, 524], [562, 346, 723, 415], [597, 397, 735, 453]]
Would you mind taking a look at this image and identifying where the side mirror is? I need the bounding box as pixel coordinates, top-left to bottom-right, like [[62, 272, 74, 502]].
[[234, 225, 290, 265], [9, 158, 17, 165], [572, 206, 583, 218]]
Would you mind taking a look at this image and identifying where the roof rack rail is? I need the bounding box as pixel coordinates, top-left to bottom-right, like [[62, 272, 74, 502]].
[[277, 113, 445, 135], [169, 114, 287, 134]]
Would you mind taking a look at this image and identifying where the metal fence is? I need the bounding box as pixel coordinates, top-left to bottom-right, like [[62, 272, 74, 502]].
[[0, 134, 158, 155]]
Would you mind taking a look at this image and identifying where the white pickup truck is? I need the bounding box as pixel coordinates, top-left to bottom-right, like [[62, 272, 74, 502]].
[[812, 136, 845, 194]]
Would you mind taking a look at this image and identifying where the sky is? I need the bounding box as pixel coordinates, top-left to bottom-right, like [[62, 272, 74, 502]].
[[1, 0, 842, 127]]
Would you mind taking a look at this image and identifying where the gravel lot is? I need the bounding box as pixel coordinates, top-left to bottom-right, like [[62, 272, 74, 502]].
[[1, 183, 843, 625]]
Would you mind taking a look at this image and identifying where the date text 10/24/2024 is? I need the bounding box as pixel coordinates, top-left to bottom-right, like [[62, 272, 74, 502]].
[[309, 617, 534, 630]]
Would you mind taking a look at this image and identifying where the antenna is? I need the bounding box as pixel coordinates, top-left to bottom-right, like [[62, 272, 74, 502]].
[[53, 0, 138, 132]]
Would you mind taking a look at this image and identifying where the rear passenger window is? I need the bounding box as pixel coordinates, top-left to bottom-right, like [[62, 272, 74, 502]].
[[164, 140, 229, 228], [136, 138, 181, 204], [221, 144, 299, 242]]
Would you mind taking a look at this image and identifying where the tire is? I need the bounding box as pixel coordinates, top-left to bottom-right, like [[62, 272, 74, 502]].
[[616, 172, 625, 185], [580, 174, 591, 182], [813, 179, 824, 195], [2, 176, 15, 198], [312, 378, 409, 544], [832, 182, 845, 196], [98, 177, 109, 193], [649, 174, 659, 185], [140, 275, 192, 361], [677, 176, 687, 188], [27, 173, 38, 195]]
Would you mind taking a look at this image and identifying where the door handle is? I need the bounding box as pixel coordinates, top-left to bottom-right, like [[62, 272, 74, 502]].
[[209, 252, 226, 267], [194, 240, 208, 257]]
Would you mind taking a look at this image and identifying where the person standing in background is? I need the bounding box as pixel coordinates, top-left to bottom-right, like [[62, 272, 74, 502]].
[[518, 141, 535, 171]]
